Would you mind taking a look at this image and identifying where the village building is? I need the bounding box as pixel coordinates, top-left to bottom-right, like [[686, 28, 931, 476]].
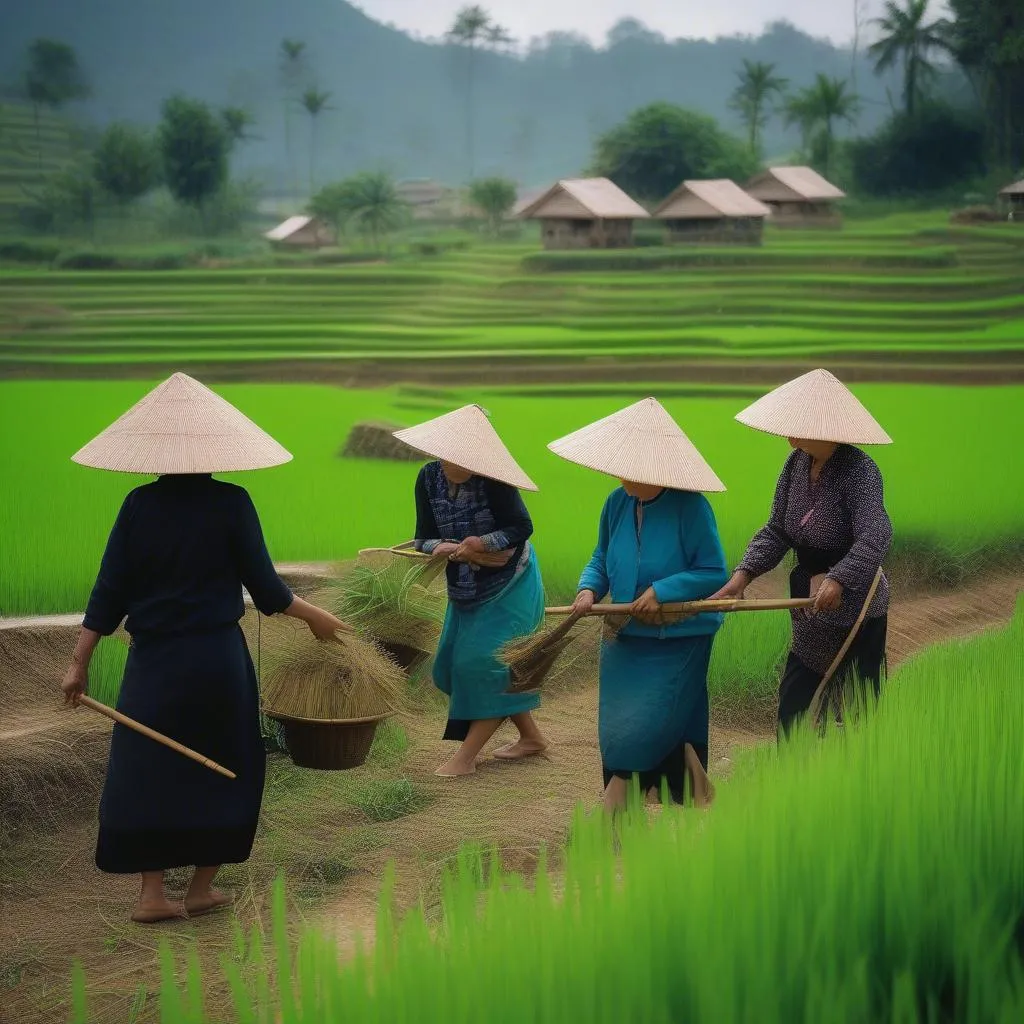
[[654, 179, 771, 245], [395, 179, 448, 218], [744, 166, 846, 228], [998, 179, 1024, 218], [516, 177, 650, 249], [263, 215, 336, 249]]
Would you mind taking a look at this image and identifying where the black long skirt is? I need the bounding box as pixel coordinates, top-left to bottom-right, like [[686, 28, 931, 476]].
[[603, 742, 710, 806], [95, 625, 266, 874], [777, 614, 888, 739]]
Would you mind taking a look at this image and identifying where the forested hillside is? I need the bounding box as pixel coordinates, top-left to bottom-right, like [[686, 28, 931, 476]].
[[0, 0, 907, 189]]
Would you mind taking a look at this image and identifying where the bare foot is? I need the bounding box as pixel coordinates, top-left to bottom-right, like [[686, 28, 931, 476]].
[[434, 756, 477, 777], [131, 898, 187, 924], [184, 889, 233, 918], [491, 738, 549, 760]]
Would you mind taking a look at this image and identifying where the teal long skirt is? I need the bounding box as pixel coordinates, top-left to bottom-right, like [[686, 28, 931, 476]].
[[432, 551, 544, 740], [598, 633, 712, 773]]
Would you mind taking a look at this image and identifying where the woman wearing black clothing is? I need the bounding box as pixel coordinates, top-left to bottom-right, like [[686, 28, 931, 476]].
[[61, 374, 348, 923]]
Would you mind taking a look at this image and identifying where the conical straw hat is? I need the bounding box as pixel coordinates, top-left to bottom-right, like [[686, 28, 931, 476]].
[[547, 397, 725, 493], [392, 405, 538, 492], [71, 373, 293, 474], [734, 368, 892, 445]]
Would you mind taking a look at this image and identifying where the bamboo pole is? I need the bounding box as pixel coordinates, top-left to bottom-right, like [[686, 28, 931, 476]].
[[544, 598, 814, 617], [357, 542, 432, 560], [78, 696, 237, 780]]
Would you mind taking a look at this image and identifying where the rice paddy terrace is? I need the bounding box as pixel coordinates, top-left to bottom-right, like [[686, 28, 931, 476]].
[[0, 101, 89, 227], [1, 212, 1023, 1022], [2, 216, 1024, 385]]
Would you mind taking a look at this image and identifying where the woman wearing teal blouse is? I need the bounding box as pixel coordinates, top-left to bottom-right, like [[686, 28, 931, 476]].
[[549, 398, 729, 812]]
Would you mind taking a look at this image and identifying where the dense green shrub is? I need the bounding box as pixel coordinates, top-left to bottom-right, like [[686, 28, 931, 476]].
[[589, 101, 758, 202], [849, 103, 987, 198], [54, 248, 192, 270], [0, 239, 62, 263]]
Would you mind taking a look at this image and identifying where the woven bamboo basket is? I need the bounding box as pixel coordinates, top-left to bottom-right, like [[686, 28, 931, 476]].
[[265, 711, 393, 770]]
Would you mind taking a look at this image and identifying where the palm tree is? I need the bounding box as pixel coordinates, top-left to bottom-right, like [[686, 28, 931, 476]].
[[339, 172, 407, 252], [783, 92, 819, 160], [729, 60, 789, 156], [447, 6, 512, 182], [279, 39, 307, 198], [868, 0, 950, 117], [787, 75, 860, 178], [221, 107, 256, 148], [301, 87, 331, 195]]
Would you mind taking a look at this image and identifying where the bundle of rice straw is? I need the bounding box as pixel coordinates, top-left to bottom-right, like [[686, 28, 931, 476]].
[[311, 546, 448, 673], [259, 615, 411, 721], [501, 614, 605, 695]]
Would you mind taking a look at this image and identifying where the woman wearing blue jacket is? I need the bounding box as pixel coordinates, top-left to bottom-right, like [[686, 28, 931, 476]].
[[549, 398, 729, 812]]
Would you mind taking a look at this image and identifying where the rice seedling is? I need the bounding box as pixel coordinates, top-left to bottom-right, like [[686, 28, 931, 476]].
[[68, 602, 1024, 1023], [2, 220, 1022, 372], [312, 551, 447, 675], [2, 378, 1021, 712]]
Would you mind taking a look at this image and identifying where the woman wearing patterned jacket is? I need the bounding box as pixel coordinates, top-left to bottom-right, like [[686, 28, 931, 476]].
[[393, 406, 548, 778], [711, 369, 894, 737]]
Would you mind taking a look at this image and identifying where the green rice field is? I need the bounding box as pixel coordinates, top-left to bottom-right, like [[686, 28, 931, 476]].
[[70, 601, 1024, 1023], [2, 211, 1022, 1023], [2, 219, 1024, 370], [2, 377, 1020, 708], [2, 378, 1019, 619]]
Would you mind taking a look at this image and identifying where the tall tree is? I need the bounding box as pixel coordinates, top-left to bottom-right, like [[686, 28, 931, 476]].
[[34, 162, 98, 238], [944, 0, 1024, 169], [310, 172, 407, 251], [447, 6, 512, 181], [92, 123, 160, 210], [786, 75, 860, 178], [279, 39, 307, 199], [590, 102, 757, 202], [868, 0, 951, 117], [851, 0, 870, 95], [728, 60, 789, 156], [158, 95, 229, 231], [301, 87, 332, 195], [221, 107, 257, 149], [469, 177, 517, 234], [22, 39, 89, 170]]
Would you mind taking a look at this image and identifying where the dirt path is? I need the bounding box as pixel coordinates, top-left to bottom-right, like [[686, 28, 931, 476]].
[[1, 570, 1019, 1022], [311, 567, 1021, 936]]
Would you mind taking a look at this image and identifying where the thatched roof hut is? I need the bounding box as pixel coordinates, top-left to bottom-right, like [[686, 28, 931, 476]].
[[745, 167, 846, 228], [998, 179, 1024, 215], [263, 215, 336, 249], [516, 177, 650, 249], [654, 179, 771, 245]]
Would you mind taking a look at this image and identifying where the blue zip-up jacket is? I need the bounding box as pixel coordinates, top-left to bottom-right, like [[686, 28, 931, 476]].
[[577, 487, 729, 639]]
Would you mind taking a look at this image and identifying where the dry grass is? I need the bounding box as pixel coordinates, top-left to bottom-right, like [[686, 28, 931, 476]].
[[2, 571, 1020, 1021], [259, 617, 412, 721], [311, 551, 448, 674]]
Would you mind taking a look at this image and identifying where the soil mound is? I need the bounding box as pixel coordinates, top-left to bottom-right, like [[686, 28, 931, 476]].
[[341, 421, 423, 462]]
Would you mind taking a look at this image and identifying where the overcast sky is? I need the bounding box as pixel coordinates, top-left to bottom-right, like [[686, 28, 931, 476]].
[[352, 1, 948, 48]]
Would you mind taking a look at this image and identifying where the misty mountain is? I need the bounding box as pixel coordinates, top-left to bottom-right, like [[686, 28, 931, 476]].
[[3, 1, 909, 195]]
